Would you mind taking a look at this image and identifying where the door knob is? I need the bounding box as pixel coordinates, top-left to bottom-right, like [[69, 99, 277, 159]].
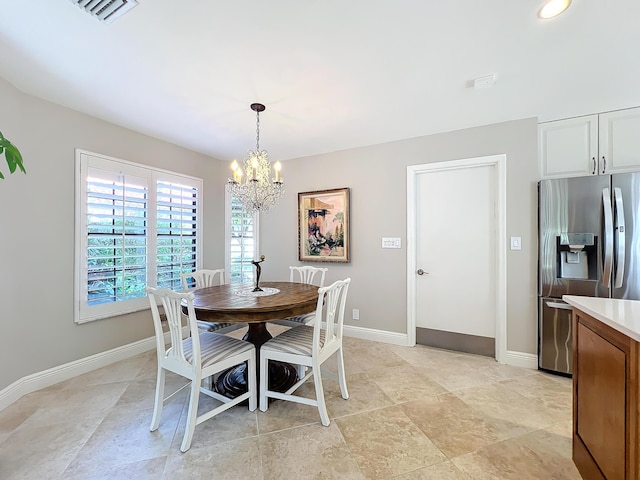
[[416, 269, 428, 275]]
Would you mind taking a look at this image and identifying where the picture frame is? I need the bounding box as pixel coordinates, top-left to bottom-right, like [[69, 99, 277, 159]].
[[298, 187, 350, 263]]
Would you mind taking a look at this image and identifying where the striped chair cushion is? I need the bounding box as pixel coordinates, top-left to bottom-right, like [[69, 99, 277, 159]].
[[196, 320, 235, 332], [280, 312, 316, 326], [261, 325, 325, 356], [183, 332, 254, 367]]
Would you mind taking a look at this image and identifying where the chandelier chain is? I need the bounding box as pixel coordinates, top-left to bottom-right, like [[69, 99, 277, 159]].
[[255, 110, 260, 152]]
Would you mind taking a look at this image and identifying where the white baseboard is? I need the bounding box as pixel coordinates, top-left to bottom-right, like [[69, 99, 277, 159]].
[[0, 335, 158, 412], [344, 325, 410, 346], [502, 350, 538, 369]]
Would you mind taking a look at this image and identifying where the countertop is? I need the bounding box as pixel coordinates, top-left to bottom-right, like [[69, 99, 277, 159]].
[[563, 295, 640, 342]]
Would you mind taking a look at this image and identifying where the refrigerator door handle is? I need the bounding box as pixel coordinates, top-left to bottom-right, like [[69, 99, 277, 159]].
[[602, 188, 613, 288], [545, 301, 573, 310], [614, 187, 626, 288]]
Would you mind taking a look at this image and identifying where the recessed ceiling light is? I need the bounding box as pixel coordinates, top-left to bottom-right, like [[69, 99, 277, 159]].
[[538, 0, 572, 19]]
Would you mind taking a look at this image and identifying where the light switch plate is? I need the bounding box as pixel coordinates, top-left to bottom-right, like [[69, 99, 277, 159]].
[[510, 236, 522, 250], [382, 237, 401, 249]]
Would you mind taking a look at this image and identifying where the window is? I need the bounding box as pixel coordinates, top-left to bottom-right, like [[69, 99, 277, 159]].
[[225, 193, 259, 283], [75, 150, 202, 323]]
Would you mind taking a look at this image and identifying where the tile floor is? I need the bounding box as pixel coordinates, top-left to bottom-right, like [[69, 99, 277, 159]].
[[0, 330, 581, 479]]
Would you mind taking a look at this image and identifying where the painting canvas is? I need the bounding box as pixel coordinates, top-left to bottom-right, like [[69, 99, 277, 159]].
[[298, 188, 350, 263]]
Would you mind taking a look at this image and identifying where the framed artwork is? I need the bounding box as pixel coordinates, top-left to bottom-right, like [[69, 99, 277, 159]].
[[298, 187, 350, 263]]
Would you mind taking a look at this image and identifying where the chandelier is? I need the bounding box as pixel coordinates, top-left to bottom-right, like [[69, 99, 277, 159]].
[[226, 103, 284, 213]]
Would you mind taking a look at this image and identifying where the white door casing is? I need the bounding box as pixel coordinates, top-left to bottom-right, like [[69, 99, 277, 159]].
[[407, 155, 507, 364]]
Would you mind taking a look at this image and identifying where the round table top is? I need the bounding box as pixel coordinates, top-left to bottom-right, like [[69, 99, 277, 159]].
[[189, 281, 319, 324]]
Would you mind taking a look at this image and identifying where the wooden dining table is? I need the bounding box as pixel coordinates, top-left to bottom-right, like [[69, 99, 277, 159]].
[[187, 281, 319, 398]]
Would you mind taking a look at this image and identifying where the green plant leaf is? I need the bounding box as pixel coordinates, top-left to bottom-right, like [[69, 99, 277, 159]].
[[5, 143, 25, 173], [0, 133, 26, 177]]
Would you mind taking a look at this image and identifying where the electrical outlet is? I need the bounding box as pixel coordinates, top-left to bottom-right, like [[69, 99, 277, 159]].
[[352, 308, 360, 320]]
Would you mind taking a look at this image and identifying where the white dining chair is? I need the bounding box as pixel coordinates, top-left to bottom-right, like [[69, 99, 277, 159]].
[[146, 286, 257, 452], [180, 268, 244, 334], [259, 278, 351, 426], [272, 265, 328, 328]]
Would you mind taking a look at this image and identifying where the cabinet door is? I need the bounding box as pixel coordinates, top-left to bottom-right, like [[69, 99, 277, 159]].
[[576, 321, 626, 480], [539, 115, 598, 178], [599, 107, 640, 174]]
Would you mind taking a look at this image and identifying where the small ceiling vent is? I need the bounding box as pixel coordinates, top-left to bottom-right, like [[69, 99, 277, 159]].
[[69, 0, 138, 24]]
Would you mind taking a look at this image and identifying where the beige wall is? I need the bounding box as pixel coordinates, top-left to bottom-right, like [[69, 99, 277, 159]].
[[0, 77, 226, 390], [257, 118, 539, 355]]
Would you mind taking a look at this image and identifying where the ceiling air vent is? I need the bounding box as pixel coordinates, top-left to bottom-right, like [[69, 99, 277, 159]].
[[69, 0, 138, 24]]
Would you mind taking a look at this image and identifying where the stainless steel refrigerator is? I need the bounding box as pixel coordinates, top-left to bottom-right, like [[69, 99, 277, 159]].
[[538, 173, 640, 375]]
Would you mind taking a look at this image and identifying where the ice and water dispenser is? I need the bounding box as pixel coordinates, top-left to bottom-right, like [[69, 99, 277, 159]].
[[557, 233, 597, 280]]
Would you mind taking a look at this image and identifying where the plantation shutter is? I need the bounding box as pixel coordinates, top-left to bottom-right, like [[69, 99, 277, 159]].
[[80, 163, 149, 321], [228, 196, 257, 283], [156, 179, 200, 290]]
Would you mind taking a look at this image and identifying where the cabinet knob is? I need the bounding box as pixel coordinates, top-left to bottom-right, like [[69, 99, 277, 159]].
[[592, 157, 596, 175], [602, 156, 606, 174]]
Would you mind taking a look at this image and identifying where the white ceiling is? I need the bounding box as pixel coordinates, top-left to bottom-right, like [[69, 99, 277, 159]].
[[1, 1, 640, 162]]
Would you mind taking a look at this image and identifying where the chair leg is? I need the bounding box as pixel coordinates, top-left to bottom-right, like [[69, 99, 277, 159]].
[[150, 367, 166, 431], [201, 374, 213, 391], [313, 367, 330, 426], [337, 347, 349, 400], [247, 357, 257, 412], [180, 376, 201, 453], [259, 354, 269, 412]]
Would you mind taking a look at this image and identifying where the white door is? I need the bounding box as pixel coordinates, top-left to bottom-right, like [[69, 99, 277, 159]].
[[415, 162, 496, 353]]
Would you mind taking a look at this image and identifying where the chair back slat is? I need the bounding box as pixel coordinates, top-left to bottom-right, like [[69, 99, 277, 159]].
[[289, 266, 328, 287], [313, 278, 351, 355], [146, 287, 201, 368], [180, 269, 226, 290]]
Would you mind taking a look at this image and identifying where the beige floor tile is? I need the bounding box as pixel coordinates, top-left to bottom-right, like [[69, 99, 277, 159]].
[[61, 456, 168, 480], [454, 381, 570, 431], [323, 371, 394, 420], [171, 395, 258, 451], [366, 363, 447, 403], [115, 372, 190, 411], [451, 438, 564, 480], [514, 425, 581, 478], [259, 423, 366, 480], [0, 417, 102, 480], [163, 437, 263, 479], [347, 340, 409, 372], [393, 461, 472, 479], [19, 382, 131, 429], [257, 388, 322, 434], [336, 405, 446, 479], [62, 402, 182, 477], [401, 393, 509, 458], [61, 354, 149, 389]]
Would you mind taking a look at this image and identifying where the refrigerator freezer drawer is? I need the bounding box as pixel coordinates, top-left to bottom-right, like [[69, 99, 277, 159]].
[[539, 297, 573, 375]]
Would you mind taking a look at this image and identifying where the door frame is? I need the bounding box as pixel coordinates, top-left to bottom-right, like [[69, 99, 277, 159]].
[[406, 154, 507, 363]]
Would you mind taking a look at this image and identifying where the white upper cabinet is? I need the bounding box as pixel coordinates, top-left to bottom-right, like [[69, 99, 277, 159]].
[[539, 107, 640, 178], [539, 115, 598, 178], [599, 108, 640, 174]]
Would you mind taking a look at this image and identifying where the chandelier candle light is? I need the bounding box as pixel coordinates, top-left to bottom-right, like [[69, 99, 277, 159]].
[[227, 103, 284, 213]]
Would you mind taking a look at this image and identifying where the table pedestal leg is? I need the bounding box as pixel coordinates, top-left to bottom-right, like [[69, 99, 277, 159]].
[[214, 322, 298, 398]]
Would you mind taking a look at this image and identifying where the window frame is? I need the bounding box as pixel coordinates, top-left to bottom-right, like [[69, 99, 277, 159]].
[[74, 149, 203, 324]]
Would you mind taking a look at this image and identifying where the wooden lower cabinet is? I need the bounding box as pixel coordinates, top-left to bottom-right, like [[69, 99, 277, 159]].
[[573, 309, 640, 479]]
